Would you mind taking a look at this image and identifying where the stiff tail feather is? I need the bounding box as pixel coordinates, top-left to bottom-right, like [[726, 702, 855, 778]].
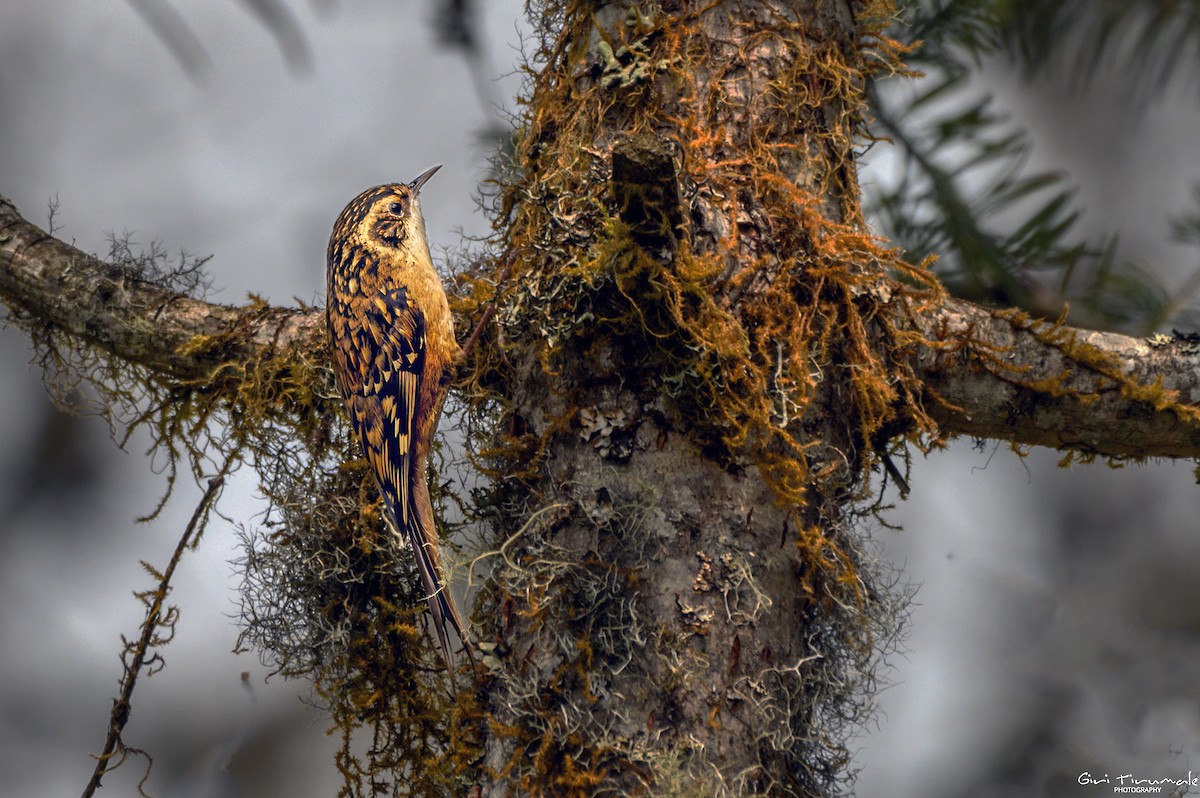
[[380, 504, 474, 675], [405, 513, 476, 674]]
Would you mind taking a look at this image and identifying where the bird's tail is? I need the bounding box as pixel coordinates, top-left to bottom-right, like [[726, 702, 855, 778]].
[[380, 490, 474, 675], [404, 511, 475, 674]]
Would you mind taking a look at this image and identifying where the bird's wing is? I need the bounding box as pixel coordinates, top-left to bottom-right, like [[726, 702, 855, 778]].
[[346, 286, 425, 533]]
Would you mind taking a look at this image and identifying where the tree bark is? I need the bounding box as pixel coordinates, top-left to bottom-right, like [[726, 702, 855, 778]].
[[912, 296, 1200, 458]]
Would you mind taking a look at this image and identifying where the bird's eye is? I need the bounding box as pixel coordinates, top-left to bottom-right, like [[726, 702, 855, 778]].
[[388, 201, 405, 216]]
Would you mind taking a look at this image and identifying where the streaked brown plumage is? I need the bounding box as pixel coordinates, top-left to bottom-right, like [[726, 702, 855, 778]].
[[326, 165, 469, 670]]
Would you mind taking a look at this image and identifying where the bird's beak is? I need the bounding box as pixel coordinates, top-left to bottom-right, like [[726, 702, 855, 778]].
[[409, 164, 442, 194]]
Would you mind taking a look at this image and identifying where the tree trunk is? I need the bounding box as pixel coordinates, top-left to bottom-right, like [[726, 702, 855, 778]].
[[462, 2, 914, 794]]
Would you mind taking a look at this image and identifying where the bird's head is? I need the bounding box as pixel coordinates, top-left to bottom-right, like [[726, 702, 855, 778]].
[[330, 164, 441, 256]]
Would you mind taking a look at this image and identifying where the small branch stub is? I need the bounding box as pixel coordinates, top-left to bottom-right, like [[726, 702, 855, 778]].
[[611, 133, 683, 258]]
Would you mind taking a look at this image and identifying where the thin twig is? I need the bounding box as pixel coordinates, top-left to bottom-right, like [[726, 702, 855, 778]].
[[80, 476, 224, 798], [459, 255, 515, 362]]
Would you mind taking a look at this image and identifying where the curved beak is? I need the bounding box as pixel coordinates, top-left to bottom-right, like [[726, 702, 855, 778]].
[[409, 164, 442, 194]]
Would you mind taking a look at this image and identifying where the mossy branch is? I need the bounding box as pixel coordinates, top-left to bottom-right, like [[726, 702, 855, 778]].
[[0, 194, 324, 388], [3, 194, 1198, 461], [912, 296, 1200, 459]]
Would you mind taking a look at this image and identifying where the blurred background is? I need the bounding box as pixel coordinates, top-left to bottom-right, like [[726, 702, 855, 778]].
[[0, 2, 1197, 796]]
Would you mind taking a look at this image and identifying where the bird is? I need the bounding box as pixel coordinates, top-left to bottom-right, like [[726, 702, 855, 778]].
[[326, 165, 471, 672]]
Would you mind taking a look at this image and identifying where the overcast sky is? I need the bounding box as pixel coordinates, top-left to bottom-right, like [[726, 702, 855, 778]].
[[1, 3, 1198, 798]]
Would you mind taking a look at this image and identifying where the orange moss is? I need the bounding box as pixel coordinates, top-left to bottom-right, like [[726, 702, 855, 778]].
[[448, 1, 942, 793]]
